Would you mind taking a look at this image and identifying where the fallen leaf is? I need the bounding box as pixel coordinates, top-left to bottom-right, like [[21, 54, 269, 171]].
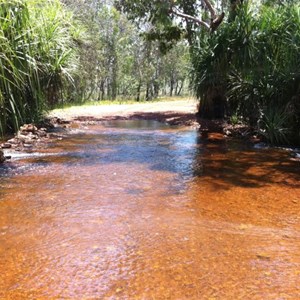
[[256, 253, 271, 260]]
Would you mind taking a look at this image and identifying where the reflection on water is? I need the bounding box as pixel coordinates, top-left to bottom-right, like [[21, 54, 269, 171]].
[[101, 119, 171, 129], [0, 121, 299, 299]]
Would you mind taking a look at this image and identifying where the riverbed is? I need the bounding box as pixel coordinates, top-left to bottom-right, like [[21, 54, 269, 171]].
[[0, 120, 299, 299]]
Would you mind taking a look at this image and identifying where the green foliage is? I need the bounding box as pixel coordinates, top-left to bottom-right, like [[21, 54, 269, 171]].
[[230, 114, 240, 125], [192, 1, 300, 145], [0, 0, 75, 134], [63, 1, 191, 103], [258, 106, 291, 145], [115, 0, 217, 47]]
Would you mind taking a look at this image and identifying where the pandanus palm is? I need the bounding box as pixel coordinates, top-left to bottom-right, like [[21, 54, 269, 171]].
[[0, 0, 75, 135], [192, 0, 300, 145]]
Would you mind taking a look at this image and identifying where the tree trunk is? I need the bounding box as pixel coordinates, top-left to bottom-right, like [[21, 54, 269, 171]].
[[98, 80, 105, 101], [153, 81, 159, 98], [176, 80, 184, 96], [111, 69, 117, 100], [146, 83, 149, 101], [136, 81, 141, 102], [170, 78, 174, 97], [198, 86, 226, 119]]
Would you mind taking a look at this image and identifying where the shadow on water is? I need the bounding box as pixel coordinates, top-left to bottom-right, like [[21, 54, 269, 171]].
[[195, 134, 300, 189]]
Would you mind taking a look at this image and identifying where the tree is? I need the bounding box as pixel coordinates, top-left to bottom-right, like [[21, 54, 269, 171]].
[[62, 0, 191, 102], [193, 1, 300, 144], [115, 0, 226, 48], [161, 43, 190, 97]]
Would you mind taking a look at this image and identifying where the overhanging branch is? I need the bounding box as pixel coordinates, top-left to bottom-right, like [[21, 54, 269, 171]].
[[171, 8, 210, 30], [170, 0, 225, 33]]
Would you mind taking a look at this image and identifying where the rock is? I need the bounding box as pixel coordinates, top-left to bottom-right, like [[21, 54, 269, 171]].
[[0, 150, 5, 163], [0, 121, 64, 155], [37, 130, 47, 137], [7, 138, 18, 144], [23, 143, 33, 148], [24, 138, 34, 144], [17, 134, 27, 142], [224, 130, 232, 136], [20, 130, 30, 136], [20, 124, 37, 133], [1, 143, 12, 149], [251, 136, 261, 144], [56, 118, 70, 125], [24, 132, 36, 140]]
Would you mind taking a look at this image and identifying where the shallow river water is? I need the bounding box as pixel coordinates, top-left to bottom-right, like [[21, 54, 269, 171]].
[[0, 120, 299, 299]]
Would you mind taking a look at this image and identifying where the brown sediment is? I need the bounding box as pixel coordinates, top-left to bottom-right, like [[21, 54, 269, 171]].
[[0, 122, 299, 299]]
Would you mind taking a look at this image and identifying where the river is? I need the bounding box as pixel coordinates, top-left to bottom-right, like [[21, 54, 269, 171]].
[[0, 120, 299, 299]]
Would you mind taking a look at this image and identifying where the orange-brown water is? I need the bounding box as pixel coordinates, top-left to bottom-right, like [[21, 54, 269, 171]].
[[0, 120, 299, 299]]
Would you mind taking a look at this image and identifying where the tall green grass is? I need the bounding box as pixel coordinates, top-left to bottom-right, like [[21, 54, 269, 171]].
[[0, 0, 75, 135]]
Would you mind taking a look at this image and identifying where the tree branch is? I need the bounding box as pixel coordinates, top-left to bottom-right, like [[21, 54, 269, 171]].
[[202, 0, 217, 19], [210, 12, 225, 32], [169, 0, 225, 33], [171, 8, 210, 30]]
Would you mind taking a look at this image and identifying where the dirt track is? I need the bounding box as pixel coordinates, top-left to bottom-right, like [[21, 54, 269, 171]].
[[48, 99, 199, 126]]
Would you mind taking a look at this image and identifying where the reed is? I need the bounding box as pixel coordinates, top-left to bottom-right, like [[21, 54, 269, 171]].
[[0, 0, 75, 135]]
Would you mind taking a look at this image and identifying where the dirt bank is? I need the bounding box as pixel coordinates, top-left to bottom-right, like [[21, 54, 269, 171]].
[[48, 99, 202, 128], [49, 99, 255, 140], [48, 99, 198, 124]]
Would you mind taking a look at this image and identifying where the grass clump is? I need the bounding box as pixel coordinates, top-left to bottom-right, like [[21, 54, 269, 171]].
[[0, 0, 75, 135]]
